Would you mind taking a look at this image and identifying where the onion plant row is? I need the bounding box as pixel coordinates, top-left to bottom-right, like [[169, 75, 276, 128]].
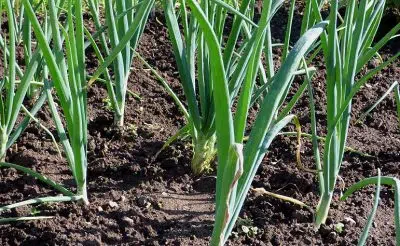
[[0, 0, 399, 245], [8, 0, 89, 205], [87, 0, 155, 127], [163, 0, 400, 243], [0, 0, 44, 162], [0, 0, 155, 212], [303, 0, 400, 227], [181, 2, 326, 244]]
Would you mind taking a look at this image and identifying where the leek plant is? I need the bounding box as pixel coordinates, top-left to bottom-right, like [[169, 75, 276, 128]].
[[86, 0, 155, 127], [161, 0, 318, 174], [180, 0, 327, 244], [305, 0, 400, 227], [0, 0, 89, 210]]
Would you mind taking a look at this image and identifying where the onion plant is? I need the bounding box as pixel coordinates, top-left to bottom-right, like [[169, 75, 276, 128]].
[[162, 0, 220, 174], [0, 0, 48, 161], [0, 0, 89, 211], [86, 0, 155, 127], [161, 0, 319, 174], [27, 0, 89, 203], [179, 0, 328, 244], [304, 0, 400, 227], [0, 0, 71, 220]]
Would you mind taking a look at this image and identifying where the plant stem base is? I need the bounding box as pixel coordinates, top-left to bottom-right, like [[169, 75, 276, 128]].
[[114, 114, 124, 128], [191, 135, 217, 175], [315, 193, 333, 228]]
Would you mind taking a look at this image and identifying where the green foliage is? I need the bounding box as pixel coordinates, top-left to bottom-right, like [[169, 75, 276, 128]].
[[356, 81, 400, 130], [300, 0, 400, 227], [176, 0, 326, 244], [0, 0, 90, 216], [0, 1, 399, 245], [87, 0, 155, 127], [23, 0, 89, 203], [160, 0, 318, 176], [341, 171, 400, 245]]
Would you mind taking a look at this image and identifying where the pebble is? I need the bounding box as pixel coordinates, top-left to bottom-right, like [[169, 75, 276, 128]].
[[148, 241, 160, 246], [122, 216, 134, 226], [241, 225, 250, 234], [110, 190, 120, 200], [344, 216, 356, 226], [108, 201, 119, 208]]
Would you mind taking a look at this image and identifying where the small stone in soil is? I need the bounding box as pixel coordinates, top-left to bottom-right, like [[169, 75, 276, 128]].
[[148, 241, 160, 246], [181, 184, 191, 192], [110, 190, 120, 200], [122, 216, 134, 226], [88, 139, 96, 151], [108, 201, 119, 208], [344, 216, 356, 226]]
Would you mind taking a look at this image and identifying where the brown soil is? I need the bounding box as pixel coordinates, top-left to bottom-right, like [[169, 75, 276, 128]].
[[0, 6, 400, 246]]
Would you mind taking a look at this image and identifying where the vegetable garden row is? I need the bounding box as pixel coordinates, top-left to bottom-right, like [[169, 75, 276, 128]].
[[0, 0, 399, 245]]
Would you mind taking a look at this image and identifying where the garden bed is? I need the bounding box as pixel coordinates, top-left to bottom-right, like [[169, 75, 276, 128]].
[[0, 5, 399, 246]]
